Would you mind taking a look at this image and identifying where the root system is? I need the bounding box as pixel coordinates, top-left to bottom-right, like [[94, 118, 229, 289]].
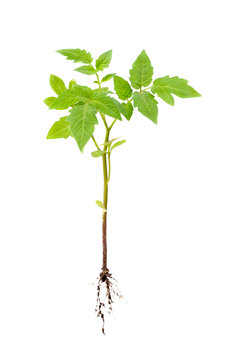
[[95, 268, 123, 335]]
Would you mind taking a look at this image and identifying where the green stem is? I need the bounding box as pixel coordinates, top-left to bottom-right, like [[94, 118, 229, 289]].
[[102, 127, 109, 270], [108, 118, 117, 131], [96, 73, 101, 90], [92, 135, 100, 151], [95, 71, 152, 270], [96, 71, 110, 270], [107, 151, 111, 184], [100, 112, 109, 130], [143, 86, 152, 91]]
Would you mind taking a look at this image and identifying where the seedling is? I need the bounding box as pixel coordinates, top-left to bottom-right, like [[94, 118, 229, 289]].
[[44, 48, 201, 334]]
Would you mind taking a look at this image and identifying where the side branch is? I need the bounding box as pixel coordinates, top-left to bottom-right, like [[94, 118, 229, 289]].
[[92, 135, 101, 150]]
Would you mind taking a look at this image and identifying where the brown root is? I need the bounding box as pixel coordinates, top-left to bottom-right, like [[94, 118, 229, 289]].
[[95, 268, 123, 335]]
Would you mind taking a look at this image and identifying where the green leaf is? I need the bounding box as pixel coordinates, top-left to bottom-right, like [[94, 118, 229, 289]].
[[101, 137, 120, 148], [113, 76, 132, 100], [129, 50, 153, 89], [95, 200, 106, 210], [69, 79, 77, 89], [92, 87, 114, 95], [68, 103, 98, 152], [94, 76, 115, 85], [49, 75, 66, 95], [46, 117, 72, 139], [120, 102, 133, 120], [96, 50, 112, 71], [111, 140, 126, 150], [50, 85, 93, 110], [110, 98, 126, 121], [74, 65, 96, 75], [92, 87, 109, 94], [91, 150, 106, 157], [43, 97, 56, 107], [91, 93, 121, 120], [101, 73, 116, 82], [152, 87, 174, 106], [56, 48, 93, 64], [133, 91, 158, 124], [59, 116, 69, 122], [151, 76, 201, 105]]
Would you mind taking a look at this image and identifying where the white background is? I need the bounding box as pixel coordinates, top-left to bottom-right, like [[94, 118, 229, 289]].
[[0, 0, 238, 359]]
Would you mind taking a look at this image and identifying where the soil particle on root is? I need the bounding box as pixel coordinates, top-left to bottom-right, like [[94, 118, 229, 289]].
[[95, 268, 123, 335]]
